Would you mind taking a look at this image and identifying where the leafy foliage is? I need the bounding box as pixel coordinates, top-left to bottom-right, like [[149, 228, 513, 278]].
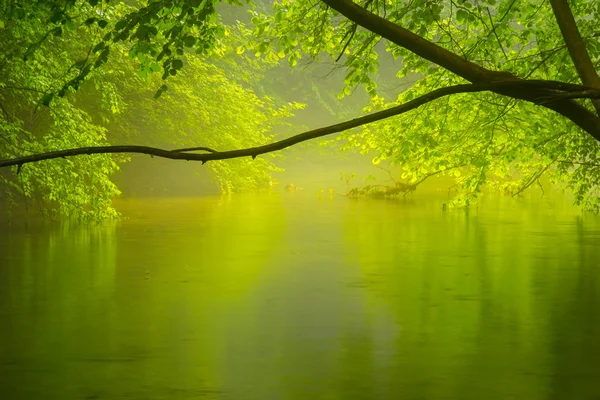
[[105, 53, 303, 192], [0, 0, 301, 218], [2, 0, 600, 216], [0, 2, 123, 219], [249, 0, 600, 210]]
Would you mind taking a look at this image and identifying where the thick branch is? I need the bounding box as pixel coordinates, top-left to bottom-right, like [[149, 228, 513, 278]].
[[322, 0, 500, 83], [1, 80, 599, 169], [549, 0, 600, 115], [319, 0, 600, 141]]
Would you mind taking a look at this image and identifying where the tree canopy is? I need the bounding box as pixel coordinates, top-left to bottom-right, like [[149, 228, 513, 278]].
[[1, 0, 599, 217], [0, 0, 302, 217]]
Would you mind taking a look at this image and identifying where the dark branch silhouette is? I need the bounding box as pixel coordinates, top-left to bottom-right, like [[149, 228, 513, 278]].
[[549, 0, 600, 115], [319, 0, 600, 141], [1, 80, 599, 170], [171, 146, 218, 153]]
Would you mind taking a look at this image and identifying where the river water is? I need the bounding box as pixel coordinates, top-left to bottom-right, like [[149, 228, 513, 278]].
[[0, 193, 599, 400]]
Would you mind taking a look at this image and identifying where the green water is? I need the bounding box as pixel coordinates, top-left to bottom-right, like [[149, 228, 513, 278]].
[[1, 193, 599, 400]]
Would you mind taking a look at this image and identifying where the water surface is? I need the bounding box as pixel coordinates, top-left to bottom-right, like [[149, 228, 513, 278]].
[[1, 193, 599, 400]]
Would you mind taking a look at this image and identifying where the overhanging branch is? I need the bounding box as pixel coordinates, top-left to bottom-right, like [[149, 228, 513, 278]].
[[319, 0, 600, 141], [549, 0, 600, 115], [1, 80, 599, 169]]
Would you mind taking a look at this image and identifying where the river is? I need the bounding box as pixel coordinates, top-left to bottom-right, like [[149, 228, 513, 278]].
[[1, 193, 599, 400]]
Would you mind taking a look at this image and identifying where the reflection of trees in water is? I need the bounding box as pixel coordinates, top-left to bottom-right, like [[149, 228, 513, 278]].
[[0, 220, 119, 399], [1, 196, 600, 399], [547, 216, 600, 400], [0, 220, 118, 309], [341, 197, 600, 400]]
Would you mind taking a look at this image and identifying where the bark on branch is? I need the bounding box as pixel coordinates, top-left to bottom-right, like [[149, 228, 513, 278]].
[[1, 80, 599, 169], [319, 0, 600, 141], [549, 0, 600, 115]]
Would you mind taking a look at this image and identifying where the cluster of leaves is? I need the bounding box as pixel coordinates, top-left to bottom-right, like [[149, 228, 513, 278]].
[[0, 0, 302, 218], [104, 52, 303, 192], [0, 1, 123, 219], [3, 0, 600, 216], [245, 0, 381, 97], [6, 0, 237, 103], [369, 0, 600, 210], [249, 0, 600, 210]]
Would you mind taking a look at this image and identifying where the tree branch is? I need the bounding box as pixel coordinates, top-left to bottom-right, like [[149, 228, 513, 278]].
[[485, 7, 508, 61], [324, 0, 498, 83], [336, 23, 358, 62], [1, 80, 599, 169], [171, 146, 217, 153], [513, 158, 557, 197], [319, 0, 600, 141], [549, 0, 600, 115]]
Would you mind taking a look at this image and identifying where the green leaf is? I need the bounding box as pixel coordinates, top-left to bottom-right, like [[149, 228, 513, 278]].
[[72, 58, 86, 69], [153, 84, 168, 99], [172, 59, 184, 70], [92, 42, 105, 53], [183, 35, 196, 47], [115, 20, 128, 31], [456, 9, 469, 22], [50, 10, 63, 24], [40, 93, 54, 107]]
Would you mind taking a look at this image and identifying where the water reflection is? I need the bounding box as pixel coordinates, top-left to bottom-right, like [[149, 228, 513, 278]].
[[0, 193, 599, 400]]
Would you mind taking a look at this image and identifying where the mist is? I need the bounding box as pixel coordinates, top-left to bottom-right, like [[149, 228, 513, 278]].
[[2, 1, 600, 400]]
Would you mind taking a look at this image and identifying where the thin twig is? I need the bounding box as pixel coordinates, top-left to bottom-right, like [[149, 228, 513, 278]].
[[513, 158, 557, 197], [486, 7, 508, 61]]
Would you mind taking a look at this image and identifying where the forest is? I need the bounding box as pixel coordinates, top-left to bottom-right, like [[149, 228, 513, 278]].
[[0, 0, 599, 218], [1, 2, 600, 400]]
